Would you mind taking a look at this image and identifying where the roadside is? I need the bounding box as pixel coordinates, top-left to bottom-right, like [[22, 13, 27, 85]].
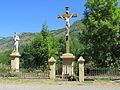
[[0, 78, 120, 86]]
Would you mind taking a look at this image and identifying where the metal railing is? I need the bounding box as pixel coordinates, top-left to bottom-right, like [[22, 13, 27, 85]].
[[84, 68, 120, 80], [0, 64, 50, 79], [19, 68, 50, 79], [0, 63, 120, 80]]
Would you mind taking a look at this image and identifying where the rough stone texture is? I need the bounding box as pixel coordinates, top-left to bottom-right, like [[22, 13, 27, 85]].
[[78, 56, 85, 82], [10, 51, 20, 72], [48, 57, 56, 79], [61, 53, 75, 77]]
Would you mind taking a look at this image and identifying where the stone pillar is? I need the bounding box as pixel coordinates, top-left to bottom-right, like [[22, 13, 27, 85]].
[[10, 51, 20, 72], [78, 56, 85, 82], [48, 57, 56, 79], [61, 53, 75, 78], [71, 61, 74, 75]]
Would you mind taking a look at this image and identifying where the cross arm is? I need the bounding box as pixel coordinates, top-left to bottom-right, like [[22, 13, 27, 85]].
[[58, 14, 77, 18]]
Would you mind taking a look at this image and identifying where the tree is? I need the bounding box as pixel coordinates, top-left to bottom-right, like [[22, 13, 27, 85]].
[[20, 22, 64, 69], [80, 0, 120, 68], [21, 44, 34, 68], [32, 24, 49, 68], [0, 51, 11, 65]]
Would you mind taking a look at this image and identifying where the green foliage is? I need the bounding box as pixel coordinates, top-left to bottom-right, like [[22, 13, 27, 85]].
[[1, 1, 120, 70], [1, 20, 83, 69], [0, 51, 11, 65], [80, 0, 120, 68], [28, 23, 50, 68], [21, 22, 62, 69], [21, 44, 34, 68]]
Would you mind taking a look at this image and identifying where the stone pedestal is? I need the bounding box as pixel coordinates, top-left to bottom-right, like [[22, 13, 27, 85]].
[[61, 53, 75, 77], [48, 57, 56, 79], [10, 51, 20, 72], [78, 56, 85, 82]]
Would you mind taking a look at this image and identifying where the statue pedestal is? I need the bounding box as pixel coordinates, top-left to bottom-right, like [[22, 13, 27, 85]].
[[60, 53, 75, 78], [10, 51, 20, 72]]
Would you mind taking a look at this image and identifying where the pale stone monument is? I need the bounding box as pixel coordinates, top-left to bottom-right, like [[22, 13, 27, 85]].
[[13, 32, 20, 52], [48, 57, 56, 79], [78, 56, 85, 82], [10, 32, 20, 72], [58, 7, 77, 78]]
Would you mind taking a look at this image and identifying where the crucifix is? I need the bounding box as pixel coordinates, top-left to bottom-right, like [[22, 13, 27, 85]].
[[58, 7, 77, 53]]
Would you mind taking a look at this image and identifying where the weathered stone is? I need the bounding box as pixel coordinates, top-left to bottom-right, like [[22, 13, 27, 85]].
[[10, 51, 20, 72], [78, 56, 85, 82], [48, 57, 56, 79], [78, 56, 85, 63], [61, 53, 75, 77]]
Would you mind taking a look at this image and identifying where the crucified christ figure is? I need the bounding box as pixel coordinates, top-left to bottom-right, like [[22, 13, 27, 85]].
[[59, 14, 73, 36]]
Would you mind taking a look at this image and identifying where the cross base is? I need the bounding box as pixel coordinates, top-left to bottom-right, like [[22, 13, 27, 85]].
[[60, 53, 75, 78]]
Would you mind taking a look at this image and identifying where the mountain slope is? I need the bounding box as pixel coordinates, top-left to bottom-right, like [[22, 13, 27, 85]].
[[0, 20, 82, 52], [0, 32, 35, 52]]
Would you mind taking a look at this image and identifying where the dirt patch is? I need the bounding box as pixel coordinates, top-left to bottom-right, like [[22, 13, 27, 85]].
[[0, 78, 119, 86]]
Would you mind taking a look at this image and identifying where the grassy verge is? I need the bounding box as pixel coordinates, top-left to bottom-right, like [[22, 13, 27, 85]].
[[0, 78, 119, 86]]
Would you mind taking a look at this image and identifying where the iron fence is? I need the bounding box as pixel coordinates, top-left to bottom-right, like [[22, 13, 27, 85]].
[[0, 63, 120, 80], [0, 64, 50, 79], [19, 68, 50, 79], [84, 68, 120, 80]]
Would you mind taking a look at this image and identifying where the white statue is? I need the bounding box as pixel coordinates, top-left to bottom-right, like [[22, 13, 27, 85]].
[[13, 32, 20, 52], [59, 14, 73, 36]]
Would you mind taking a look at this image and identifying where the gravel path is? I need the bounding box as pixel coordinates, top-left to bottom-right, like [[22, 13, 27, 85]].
[[0, 84, 120, 90]]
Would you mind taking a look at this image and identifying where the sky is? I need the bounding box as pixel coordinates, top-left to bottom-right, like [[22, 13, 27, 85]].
[[0, 0, 87, 37]]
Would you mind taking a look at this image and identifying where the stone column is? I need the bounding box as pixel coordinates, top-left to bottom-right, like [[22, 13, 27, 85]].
[[78, 56, 85, 82], [48, 57, 56, 79], [10, 51, 20, 72]]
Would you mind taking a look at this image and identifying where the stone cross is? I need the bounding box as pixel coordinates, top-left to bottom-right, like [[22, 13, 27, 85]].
[[58, 7, 77, 53]]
